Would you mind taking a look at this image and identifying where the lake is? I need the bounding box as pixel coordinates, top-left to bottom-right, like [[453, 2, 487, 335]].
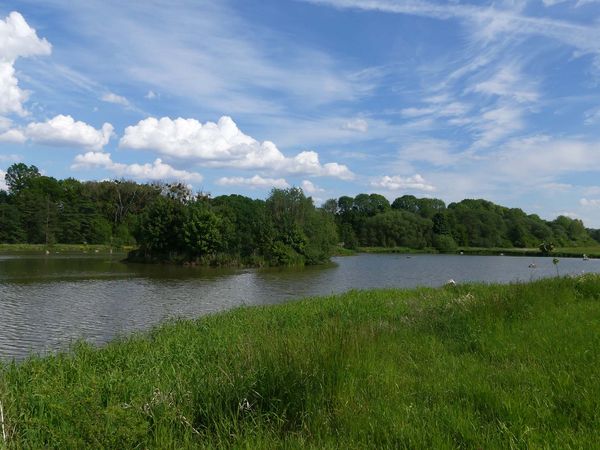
[[1, 252, 598, 361]]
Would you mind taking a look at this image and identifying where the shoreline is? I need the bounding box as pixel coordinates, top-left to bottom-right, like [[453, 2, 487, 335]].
[[2, 243, 600, 261], [2, 276, 599, 447]]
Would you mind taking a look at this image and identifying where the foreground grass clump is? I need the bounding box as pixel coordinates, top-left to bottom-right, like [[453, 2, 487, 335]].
[[2, 277, 600, 448]]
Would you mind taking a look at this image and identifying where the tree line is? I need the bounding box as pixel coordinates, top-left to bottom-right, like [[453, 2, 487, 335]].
[[0, 163, 336, 266], [1, 163, 598, 265], [327, 193, 598, 252]]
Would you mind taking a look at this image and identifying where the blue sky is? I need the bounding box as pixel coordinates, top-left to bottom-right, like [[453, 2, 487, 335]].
[[2, 0, 600, 225]]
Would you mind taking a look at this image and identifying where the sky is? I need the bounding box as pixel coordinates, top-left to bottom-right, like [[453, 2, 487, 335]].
[[1, 1, 600, 226]]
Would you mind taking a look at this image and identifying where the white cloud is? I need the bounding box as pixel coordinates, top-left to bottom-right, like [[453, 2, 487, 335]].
[[583, 186, 600, 196], [559, 211, 579, 219], [0, 153, 20, 162], [72, 151, 203, 182], [541, 182, 572, 192], [341, 118, 368, 133], [120, 116, 354, 179], [301, 179, 324, 194], [0, 12, 51, 61], [493, 135, 600, 178], [16, 115, 114, 151], [216, 175, 289, 189], [145, 90, 157, 99], [470, 66, 538, 103], [580, 198, 600, 207], [472, 105, 524, 149], [371, 174, 436, 192], [45, 2, 371, 116], [308, 0, 600, 58], [0, 169, 7, 191], [0, 128, 26, 143], [584, 108, 600, 125], [101, 92, 130, 107], [398, 139, 457, 166], [400, 107, 435, 118], [0, 116, 12, 131], [0, 12, 52, 117]]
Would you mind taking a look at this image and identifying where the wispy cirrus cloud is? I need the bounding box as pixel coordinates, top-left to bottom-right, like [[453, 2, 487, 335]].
[[34, 0, 375, 117], [304, 0, 600, 60]]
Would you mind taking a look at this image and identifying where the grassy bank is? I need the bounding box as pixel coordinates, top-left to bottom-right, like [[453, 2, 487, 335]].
[[458, 246, 600, 258], [0, 243, 132, 254], [352, 245, 600, 258], [2, 277, 600, 448], [357, 246, 437, 254]]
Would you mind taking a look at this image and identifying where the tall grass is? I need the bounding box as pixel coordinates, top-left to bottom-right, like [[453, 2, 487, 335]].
[[1, 276, 600, 448]]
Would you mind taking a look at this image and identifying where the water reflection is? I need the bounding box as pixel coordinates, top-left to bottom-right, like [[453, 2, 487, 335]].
[[1, 253, 598, 360]]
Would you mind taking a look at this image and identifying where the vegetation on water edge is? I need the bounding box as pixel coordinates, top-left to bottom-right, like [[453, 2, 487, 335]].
[[358, 246, 438, 254], [0, 243, 131, 254], [457, 246, 600, 258], [2, 163, 600, 266], [2, 276, 600, 448]]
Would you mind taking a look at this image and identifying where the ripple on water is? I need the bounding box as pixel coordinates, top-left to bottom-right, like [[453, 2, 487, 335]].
[[1, 254, 599, 360]]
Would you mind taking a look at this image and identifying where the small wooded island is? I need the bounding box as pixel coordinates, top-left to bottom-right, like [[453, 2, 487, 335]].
[[2, 162, 600, 265]]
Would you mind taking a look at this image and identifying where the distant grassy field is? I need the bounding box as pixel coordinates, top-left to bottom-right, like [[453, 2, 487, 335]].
[[0, 243, 131, 254], [2, 276, 600, 448], [358, 246, 437, 254], [351, 245, 600, 258], [458, 246, 600, 258]]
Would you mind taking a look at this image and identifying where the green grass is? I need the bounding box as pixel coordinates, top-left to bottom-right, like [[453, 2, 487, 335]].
[[358, 246, 438, 254], [458, 246, 600, 258], [0, 243, 133, 254], [2, 277, 600, 448]]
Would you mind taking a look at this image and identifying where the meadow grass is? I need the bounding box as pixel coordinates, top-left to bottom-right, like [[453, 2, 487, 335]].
[[458, 246, 600, 258], [357, 246, 437, 254], [1, 276, 600, 448], [0, 243, 132, 254]]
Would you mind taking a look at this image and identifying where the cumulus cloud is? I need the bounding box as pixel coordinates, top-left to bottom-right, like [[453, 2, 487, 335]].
[[0, 12, 52, 116], [72, 151, 203, 182], [101, 92, 130, 107], [120, 116, 354, 179], [0, 116, 13, 131], [0, 128, 26, 143], [216, 175, 289, 189], [341, 118, 368, 133], [0, 169, 7, 191], [371, 174, 436, 192], [301, 179, 324, 194], [13, 115, 114, 151]]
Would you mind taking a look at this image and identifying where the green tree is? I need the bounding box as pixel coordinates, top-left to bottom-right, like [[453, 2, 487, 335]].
[[5, 163, 40, 195], [183, 201, 222, 257], [134, 196, 186, 259]]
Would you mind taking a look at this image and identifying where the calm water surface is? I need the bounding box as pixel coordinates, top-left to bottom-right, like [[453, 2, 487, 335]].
[[1, 252, 598, 360]]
